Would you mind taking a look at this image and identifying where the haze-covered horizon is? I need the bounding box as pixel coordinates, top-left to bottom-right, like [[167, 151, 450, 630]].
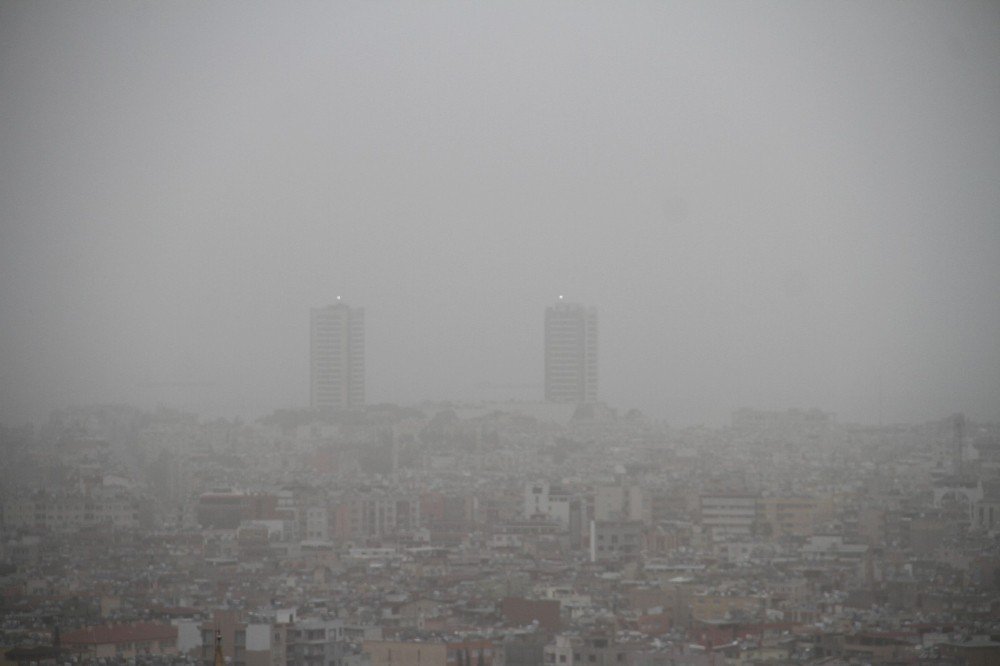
[[2, 2, 999, 427]]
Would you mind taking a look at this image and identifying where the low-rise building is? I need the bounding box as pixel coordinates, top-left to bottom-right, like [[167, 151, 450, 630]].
[[363, 639, 495, 666], [62, 622, 178, 660]]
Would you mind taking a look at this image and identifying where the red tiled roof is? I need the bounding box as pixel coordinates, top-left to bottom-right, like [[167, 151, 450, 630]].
[[62, 623, 177, 646]]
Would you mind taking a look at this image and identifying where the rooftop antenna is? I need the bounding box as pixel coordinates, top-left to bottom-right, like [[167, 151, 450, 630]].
[[214, 628, 224, 666]]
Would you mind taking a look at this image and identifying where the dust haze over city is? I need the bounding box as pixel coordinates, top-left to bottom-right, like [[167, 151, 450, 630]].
[[1, 2, 1000, 665], [2, 0, 998, 426]]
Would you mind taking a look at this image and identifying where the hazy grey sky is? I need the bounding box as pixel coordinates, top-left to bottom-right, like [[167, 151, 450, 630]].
[[1, 1, 998, 426]]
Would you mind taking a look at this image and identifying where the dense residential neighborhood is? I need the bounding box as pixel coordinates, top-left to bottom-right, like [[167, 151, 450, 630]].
[[2, 404, 998, 665], [3, 1, 998, 665]]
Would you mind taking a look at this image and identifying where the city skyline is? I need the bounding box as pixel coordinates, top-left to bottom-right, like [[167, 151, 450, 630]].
[[1, 2, 997, 427], [309, 297, 603, 410], [1, 3, 999, 663]]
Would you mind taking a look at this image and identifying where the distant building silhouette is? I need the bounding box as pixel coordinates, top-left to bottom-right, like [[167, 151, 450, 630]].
[[544, 299, 598, 404], [310, 301, 365, 410]]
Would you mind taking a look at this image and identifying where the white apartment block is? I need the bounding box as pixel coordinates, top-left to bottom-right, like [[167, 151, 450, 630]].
[[310, 302, 365, 411]]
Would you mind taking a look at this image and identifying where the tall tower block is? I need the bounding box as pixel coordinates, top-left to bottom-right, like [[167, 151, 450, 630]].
[[544, 299, 598, 404], [310, 302, 365, 411]]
